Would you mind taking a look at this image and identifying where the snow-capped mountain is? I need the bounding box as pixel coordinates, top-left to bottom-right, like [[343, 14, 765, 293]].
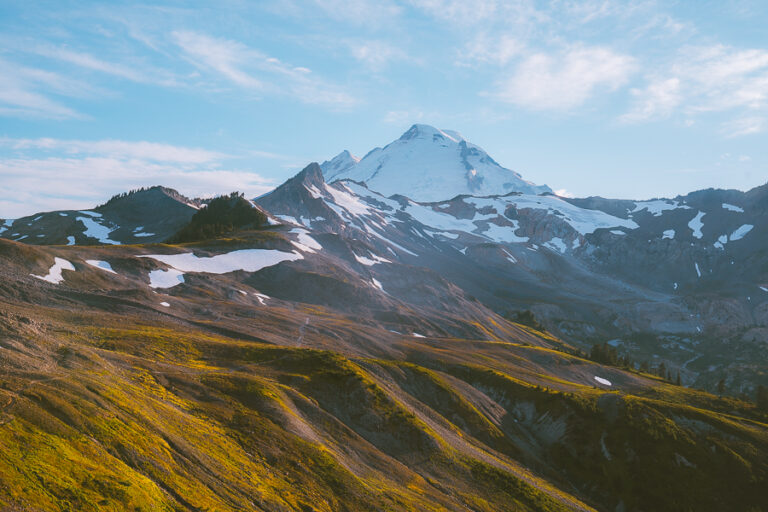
[[257, 163, 768, 394], [320, 124, 552, 201]]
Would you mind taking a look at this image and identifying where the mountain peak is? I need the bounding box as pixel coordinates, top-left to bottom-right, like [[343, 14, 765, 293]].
[[399, 124, 465, 144], [292, 162, 326, 188], [320, 150, 360, 182], [320, 125, 552, 202]]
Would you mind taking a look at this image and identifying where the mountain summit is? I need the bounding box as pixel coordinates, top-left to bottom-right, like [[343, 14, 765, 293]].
[[320, 124, 551, 201]]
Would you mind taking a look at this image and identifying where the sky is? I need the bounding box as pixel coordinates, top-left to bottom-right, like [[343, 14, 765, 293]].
[[1, 0, 767, 217]]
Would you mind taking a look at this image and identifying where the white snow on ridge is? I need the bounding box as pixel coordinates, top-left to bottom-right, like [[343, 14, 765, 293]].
[[77, 216, 119, 245], [140, 249, 303, 276], [544, 237, 567, 253], [594, 376, 612, 386], [688, 211, 705, 239], [632, 200, 689, 216], [147, 268, 186, 289], [722, 203, 744, 213], [730, 224, 753, 241], [662, 229, 675, 240], [714, 234, 728, 250], [480, 220, 529, 243], [469, 195, 638, 235], [289, 228, 322, 253], [325, 183, 372, 216], [323, 124, 551, 202], [31, 257, 75, 284], [354, 253, 391, 266], [85, 260, 117, 274]]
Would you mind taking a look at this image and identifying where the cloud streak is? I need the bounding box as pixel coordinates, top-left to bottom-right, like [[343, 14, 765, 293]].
[[493, 45, 636, 110], [173, 30, 358, 108], [0, 138, 275, 217]]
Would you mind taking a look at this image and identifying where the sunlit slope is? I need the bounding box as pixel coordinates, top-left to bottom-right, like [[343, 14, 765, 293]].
[[0, 290, 765, 511]]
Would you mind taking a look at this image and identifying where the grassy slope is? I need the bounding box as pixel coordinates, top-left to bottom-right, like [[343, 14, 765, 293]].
[[0, 301, 765, 511], [0, 237, 767, 511]]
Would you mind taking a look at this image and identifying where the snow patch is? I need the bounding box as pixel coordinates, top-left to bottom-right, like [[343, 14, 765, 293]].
[[730, 224, 753, 241], [31, 257, 75, 284], [85, 260, 117, 274], [544, 237, 567, 253], [594, 376, 612, 386], [722, 203, 744, 213], [140, 249, 303, 276], [77, 216, 119, 245], [147, 268, 186, 289], [66, 236, 75, 245], [662, 229, 675, 240], [688, 211, 704, 239], [289, 228, 322, 253], [354, 253, 391, 266], [632, 200, 688, 216]]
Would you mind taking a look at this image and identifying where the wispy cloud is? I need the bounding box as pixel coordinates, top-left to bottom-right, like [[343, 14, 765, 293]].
[[623, 44, 768, 132], [493, 45, 636, 110], [721, 117, 765, 137], [1, 137, 227, 163], [349, 40, 409, 70], [310, 0, 402, 25], [34, 46, 179, 87], [0, 58, 87, 119], [457, 33, 524, 66], [173, 30, 358, 108], [173, 31, 263, 89], [621, 77, 681, 122], [0, 137, 274, 217], [409, 0, 544, 27]]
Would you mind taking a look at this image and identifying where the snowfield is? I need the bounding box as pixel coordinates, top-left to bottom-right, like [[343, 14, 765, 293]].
[[147, 269, 186, 289], [140, 249, 303, 288], [321, 124, 551, 202], [730, 224, 753, 241], [632, 200, 689, 216], [688, 211, 705, 239], [31, 257, 75, 284], [85, 260, 117, 274], [77, 216, 119, 245]]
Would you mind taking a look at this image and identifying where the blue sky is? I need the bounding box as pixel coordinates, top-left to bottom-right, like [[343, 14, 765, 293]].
[[1, 0, 767, 217]]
